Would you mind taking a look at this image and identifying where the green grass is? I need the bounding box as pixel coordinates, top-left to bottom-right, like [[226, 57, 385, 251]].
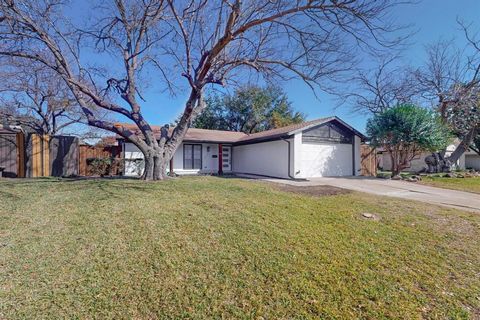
[[420, 176, 480, 194], [0, 177, 479, 319]]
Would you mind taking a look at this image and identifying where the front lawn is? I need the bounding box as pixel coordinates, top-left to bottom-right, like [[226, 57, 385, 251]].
[[0, 177, 479, 319], [420, 176, 480, 194]]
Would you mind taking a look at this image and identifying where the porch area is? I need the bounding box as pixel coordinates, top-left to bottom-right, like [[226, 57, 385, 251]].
[[123, 142, 233, 176]]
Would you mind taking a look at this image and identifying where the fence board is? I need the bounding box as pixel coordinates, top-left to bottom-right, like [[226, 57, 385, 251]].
[[43, 135, 50, 177], [16, 133, 25, 178], [49, 136, 79, 177], [79, 145, 121, 176], [30, 134, 50, 177], [0, 133, 18, 177], [360, 145, 377, 176]]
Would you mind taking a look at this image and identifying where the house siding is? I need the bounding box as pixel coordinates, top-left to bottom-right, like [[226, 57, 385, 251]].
[[354, 135, 362, 176], [465, 151, 480, 170], [232, 139, 292, 179]]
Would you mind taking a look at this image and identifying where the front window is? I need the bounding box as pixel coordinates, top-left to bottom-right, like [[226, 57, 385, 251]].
[[183, 144, 202, 170]]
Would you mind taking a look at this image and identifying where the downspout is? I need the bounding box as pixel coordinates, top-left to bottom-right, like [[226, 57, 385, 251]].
[[282, 138, 295, 179]]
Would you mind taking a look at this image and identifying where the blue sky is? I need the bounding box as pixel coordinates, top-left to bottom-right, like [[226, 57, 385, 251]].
[[71, 0, 480, 134], [283, 0, 480, 131]]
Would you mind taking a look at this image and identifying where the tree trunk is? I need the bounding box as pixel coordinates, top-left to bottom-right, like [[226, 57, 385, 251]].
[[153, 154, 169, 180], [142, 150, 155, 181], [390, 152, 400, 178], [447, 127, 477, 164], [141, 148, 170, 181]]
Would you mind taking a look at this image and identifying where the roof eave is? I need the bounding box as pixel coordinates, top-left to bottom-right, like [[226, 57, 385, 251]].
[[288, 116, 367, 140], [233, 133, 293, 146]]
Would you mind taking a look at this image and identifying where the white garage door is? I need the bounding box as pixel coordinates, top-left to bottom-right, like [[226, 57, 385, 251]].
[[300, 142, 353, 177]]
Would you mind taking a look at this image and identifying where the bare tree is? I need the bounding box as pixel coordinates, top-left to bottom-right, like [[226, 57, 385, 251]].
[[0, 60, 83, 134], [415, 21, 480, 163], [344, 56, 419, 114], [0, 0, 409, 180]]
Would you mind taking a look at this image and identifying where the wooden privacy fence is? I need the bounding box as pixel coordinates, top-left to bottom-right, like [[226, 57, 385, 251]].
[[0, 132, 80, 178], [27, 134, 80, 177], [79, 144, 122, 176], [0, 129, 121, 178], [0, 131, 25, 178], [1, 131, 123, 178], [360, 145, 377, 176]]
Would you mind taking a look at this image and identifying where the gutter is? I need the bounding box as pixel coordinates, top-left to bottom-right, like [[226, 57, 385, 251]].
[[281, 138, 295, 180]]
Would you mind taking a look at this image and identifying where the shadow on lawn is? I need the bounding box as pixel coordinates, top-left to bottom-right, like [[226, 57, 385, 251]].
[[0, 189, 20, 200], [0, 176, 163, 200]]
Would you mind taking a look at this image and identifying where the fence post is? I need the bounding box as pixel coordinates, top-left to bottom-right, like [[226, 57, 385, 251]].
[[16, 132, 26, 178]]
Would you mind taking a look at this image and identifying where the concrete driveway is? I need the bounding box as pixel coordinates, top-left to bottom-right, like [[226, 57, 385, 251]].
[[238, 175, 480, 213]]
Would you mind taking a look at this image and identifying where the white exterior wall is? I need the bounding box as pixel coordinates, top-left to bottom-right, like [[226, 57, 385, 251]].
[[379, 143, 467, 173], [354, 135, 361, 176], [123, 142, 145, 176], [292, 133, 302, 178], [232, 139, 292, 179], [172, 143, 223, 174], [445, 143, 466, 170], [379, 152, 427, 173], [465, 150, 480, 170]]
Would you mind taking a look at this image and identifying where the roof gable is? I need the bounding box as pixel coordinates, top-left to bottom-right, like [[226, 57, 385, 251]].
[[289, 117, 366, 139]]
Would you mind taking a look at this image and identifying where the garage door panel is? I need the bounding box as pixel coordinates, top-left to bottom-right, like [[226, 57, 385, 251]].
[[301, 143, 352, 177]]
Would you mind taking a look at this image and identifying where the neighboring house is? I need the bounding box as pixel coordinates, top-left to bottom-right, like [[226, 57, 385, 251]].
[[465, 149, 480, 170], [119, 117, 366, 179], [377, 140, 480, 172]]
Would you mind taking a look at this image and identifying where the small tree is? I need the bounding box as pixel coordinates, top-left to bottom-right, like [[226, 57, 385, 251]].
[[367, 104, 451, 177]]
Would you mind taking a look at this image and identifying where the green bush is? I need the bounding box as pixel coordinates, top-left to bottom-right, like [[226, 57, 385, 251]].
[[367, 104, 451, 177]]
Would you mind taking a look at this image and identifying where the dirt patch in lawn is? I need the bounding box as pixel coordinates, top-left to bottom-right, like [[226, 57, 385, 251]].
[[271, 183, 351, 197]]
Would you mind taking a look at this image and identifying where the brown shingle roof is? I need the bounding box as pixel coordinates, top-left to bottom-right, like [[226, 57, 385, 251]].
[[0, 125, 23, 134], [115, 116, 364, 144], [115, 123, 247, 143], [179, 128, 247, 143]]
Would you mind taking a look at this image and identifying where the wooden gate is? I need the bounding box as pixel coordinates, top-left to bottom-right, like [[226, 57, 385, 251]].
[[79, 145, 122, 176], [0, 131, 25, 178], [49, 136, 79, 177], [360, 145, 377, 176], [30, 134, 50, 177], [26, 134, 79, 177]]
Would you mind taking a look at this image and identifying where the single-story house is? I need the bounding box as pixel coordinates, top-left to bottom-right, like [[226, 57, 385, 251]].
[[119, 117, 367, 179], [377, 140, 480, 172]]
